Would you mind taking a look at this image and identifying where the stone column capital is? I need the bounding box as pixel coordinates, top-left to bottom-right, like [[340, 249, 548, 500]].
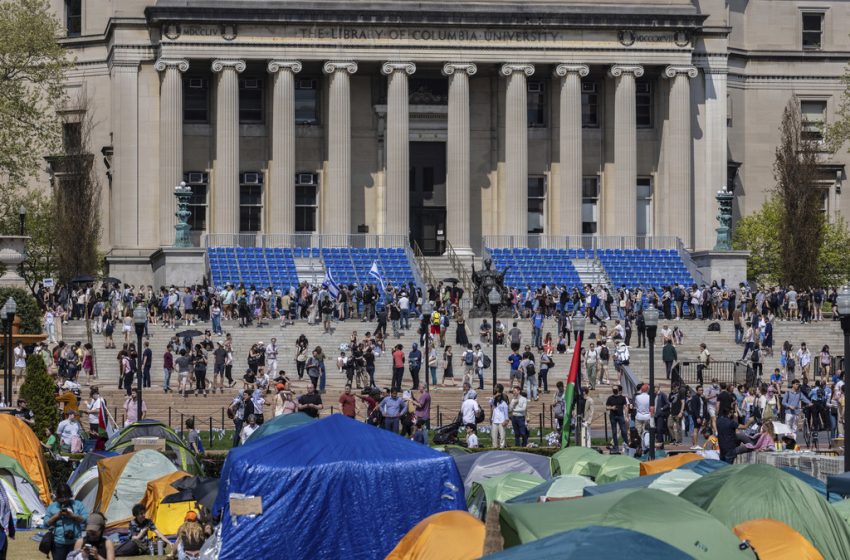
[[442, 62, 477, 77], [323, 61, 358, 75], [211, 59, 246, 73], [554, 64, 589, 78], [663, 65, 699, 79], [609, 64, 644, 78], [154, 58, 189, 73], [500, 63, 535, 77], [267, 61, 302, 74], [381, 62, 416, 76]]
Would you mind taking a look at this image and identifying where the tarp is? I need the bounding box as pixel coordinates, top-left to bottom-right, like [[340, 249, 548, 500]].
[[453, 451, 551, 494], [0, 415, 50, 505], [483, 525, 693, 560], [243, 411, 314, 444], [215, 415, 464, 560], [594, 454, 640, 484], [499, 488, 755, 560], [679, 464, 850, 560], [733, 519, 823, 560], [507, 475, 596, 504], [106, 420, 203, 475], [386, 510, 484, 560], [640, 453, 702, 476], [139, 470, 192, 536], [549, 447, 601, 477], [584, 469, 702, 497], [467, 473, 544, 519], [95, 449, 179, 527]]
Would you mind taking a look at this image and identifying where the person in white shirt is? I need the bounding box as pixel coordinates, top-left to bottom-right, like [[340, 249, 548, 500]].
[[57, 410, 82, 452], [44, 309, 56, 343], [465, 424, 479, 449], [85, 388, 105, 434], [265, 339, 279, 377], [398, 294, 410, 330], [585, 342, 599, 390], [460, 392, 481, 425], [240, 414, 259, 444], [634, 384, 652, 440], [489, 391, 509, 448], [797, 343, 812, 378], [12, 342, 26, 393]]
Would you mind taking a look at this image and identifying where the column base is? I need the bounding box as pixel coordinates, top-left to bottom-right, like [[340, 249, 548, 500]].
[[150, 247, 207, 288], [691, 250, 750, 288]]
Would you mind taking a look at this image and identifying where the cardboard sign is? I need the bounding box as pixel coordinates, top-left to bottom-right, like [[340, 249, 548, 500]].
[[229, 495, 263, 516], [132, 437, 165, 451]]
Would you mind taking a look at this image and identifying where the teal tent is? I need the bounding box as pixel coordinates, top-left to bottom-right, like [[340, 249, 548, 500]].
[[244, 412, 315, 444]]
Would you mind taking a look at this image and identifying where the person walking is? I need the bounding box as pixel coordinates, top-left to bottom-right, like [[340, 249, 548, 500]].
[[490, 386, 509, 448], [408, 343, 422, 390], [605, 385, 628, 453], [662, 339, 677, 380], [508, 386, 528, 447]]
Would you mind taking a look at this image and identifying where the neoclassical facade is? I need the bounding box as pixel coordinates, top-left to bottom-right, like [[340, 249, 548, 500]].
[[49, 0, 850, 283]]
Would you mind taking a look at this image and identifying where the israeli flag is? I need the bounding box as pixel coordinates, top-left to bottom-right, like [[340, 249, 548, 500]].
[[369, 260, 386, 291], [324, 268, 340, 299]]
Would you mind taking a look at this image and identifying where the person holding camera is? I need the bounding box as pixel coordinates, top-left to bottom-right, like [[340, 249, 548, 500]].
[[72, 511, 114, 560], [43, 483, 88, 560]]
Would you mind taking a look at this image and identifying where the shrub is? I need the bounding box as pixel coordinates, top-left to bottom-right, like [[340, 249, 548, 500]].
[[0, 287, 41, 334], [19, 353, 57, 441]]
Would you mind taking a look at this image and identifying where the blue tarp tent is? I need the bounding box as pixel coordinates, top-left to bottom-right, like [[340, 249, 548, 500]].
[[214, 414, 465, 560]]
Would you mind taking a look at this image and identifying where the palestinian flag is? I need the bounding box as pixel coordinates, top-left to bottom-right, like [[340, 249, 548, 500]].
[[561, 332, 583, 447], [95, 405, 117, 450]]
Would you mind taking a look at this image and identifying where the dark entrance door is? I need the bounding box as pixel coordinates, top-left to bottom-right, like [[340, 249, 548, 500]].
[[409, 142, 446, 256]]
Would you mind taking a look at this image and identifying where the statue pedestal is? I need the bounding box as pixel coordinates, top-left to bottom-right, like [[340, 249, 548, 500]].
[[150, 247, 207, 288], [0, 236, 29, 287], [691, 250, 750, 288]]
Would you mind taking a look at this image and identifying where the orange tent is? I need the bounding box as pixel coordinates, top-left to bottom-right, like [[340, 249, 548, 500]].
[[139, 470, 192, 536], [640, 453, 702, 476], [94, 449, 178, 527], [386, 510, 484, 560], [0, 415, 50, 504], [733, 519, 823, 560]]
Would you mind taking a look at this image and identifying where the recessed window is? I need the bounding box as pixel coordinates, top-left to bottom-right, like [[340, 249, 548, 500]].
[[582, 82, 599, 128], [239, 79, 264, 123], [636, 81, 653, 128], [295, 79, 319, 125], [802, 13, 824, 50], [184, 172, 209, 232], [528, 176, 546, 234], [527, 81, 545, 128], [62, 122, 82, 153], [582, 177, 600, 234], [239, 173, 263, 232], [183, 78, 209, 123], [295, 173, 319, 233], [801, 100, 827, 141], [637, 177, 653, 236], [65, 0, 81, 37]]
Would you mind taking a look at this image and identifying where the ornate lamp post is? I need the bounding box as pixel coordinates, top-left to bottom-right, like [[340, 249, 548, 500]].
[[714, 185, 734, 251], [572, 314, 586, 447], [836, 287, 850, 471], [18, 206, 26, 236], [421, 300, 433, 391], [488, 287, 501, 389], [174, 182, 193, 248], [133, 303, 147, 421], [644, 303, 659, 459]]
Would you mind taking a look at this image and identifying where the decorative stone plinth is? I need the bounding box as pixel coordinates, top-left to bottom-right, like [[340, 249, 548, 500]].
[[0, 236, 29, 287], [691, 250, 750, 288], [150, 247, 206, 288]]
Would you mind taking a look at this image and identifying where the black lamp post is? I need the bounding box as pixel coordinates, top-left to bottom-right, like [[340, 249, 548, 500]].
[[421, 300, 433, 391], [572, 314, 586, 446], [18, 206, 26, 236], [837, 287, 850, 472], [133, 303, 147, 422], [644, 303, 659, 460], [488, 287, 501, 389]]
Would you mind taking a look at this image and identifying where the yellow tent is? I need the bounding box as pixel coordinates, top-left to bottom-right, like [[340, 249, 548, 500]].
[[386, 510, 484, 560], [640, 453, 702, 476], [94, 449, 178, 527], [139, 471, 193, 536], [0, 415, 50, 505], [733, 519, 823, 560]]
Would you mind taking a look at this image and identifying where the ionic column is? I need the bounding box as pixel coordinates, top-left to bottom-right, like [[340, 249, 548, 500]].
[[267, 61, 302, 236], [155, 59, 189, 246], [382, 62, 416, 239], [554, 64, 589, 238], [500, 63, 535, 239], [110, 61, 140, 248], [609, 64, 643, 237], [322, 61, 358, 236], [211, 59, 245, 234], [663, 65, 698, 247], [443, 62, 477, 254]]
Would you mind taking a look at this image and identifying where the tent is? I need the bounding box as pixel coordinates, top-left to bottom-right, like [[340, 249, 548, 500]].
[[507, 475, 596, 504], [139, 470, 192, 536], [780, 467, 841, 503], [594, 454, 640, 484], [679, 464, 850, 560], [68, 451, 117, 487], [584, 468, 702, 497], [467, 473, 544, 520], [680, 458, 729, 476], [832, 499, 850, 527], [70, 451, 119, 513], [640, 453, 702, 476], [437, 445, 472, 458], [386, 510, 484, 560], [215, 415, 464, 560], [453, 451, 550, 494], [95, 449, 179, 527], [733, 519, 823, 560], [549, 447, 601, 477], [0, 454, 46, 523], [499, 488, 755, 559], [106, 420, 203, 475], [0, 414, 50, 505], [484, 525, 693, 560], [243, 411, 314, 444]]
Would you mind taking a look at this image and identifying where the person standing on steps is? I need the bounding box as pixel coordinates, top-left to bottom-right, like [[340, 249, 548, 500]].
[[662, 338, 677, 381], [408, 343, 421, 390]]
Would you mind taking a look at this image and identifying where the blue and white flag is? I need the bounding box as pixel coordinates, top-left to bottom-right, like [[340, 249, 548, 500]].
[[369, 260, 386, 291], [324, 268, 340, 299]]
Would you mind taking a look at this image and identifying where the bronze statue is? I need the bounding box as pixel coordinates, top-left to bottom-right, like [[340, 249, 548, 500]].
[[472, 258, 510, 312]]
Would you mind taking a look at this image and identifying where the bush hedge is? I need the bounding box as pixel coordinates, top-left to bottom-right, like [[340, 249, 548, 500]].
[[19, 354, 57, 441]]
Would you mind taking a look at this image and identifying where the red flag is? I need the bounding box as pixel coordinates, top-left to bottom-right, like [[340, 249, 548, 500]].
[[561, 333, 583, 447]]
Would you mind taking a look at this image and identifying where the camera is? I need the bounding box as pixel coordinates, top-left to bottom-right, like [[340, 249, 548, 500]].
[[64, 530, 75, 540]]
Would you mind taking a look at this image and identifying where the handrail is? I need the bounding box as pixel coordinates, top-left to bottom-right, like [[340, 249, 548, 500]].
[[481, 234, 681, 251], [444, 240, 473, 294], [411, 240, 437, 288]]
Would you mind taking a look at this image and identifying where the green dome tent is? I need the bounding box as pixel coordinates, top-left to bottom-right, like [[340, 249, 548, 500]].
[[680, 464, 850, 560], [549, 447, 601, 477], [583, 468, 702, 497], [499, 488, 755, 560], [467, 473, 544, 519], [507, 475, 596, 504], [106, 420, 202, 475], [594, 454, 640, 484]]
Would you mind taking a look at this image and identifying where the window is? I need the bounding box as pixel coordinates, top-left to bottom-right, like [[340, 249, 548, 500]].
[[239, 172, 263, 232], [527, 81, 545, 128], [802, 13, 824, 50], [582, 82, 599, 128], [582, 177, 600, 234], [239, 79, 264, 123], [636, 81, 653, 128], [801, 100, 827, 141], [65, 0, 81, 37], [295, 79, 319, 125], [62, 122, 82, 153], [184, 172, 208, 232], [727, 93, 733, 128], [183, 78, 209, 123], [295, 173, 319, 232], [528, 176, 546, 234], [409, 78, 448, 105], [637, 177, 653, 236]]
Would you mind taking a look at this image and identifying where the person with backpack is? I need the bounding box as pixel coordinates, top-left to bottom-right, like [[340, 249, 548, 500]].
[[662, 339, 677, 380], [461, 345, 475, 387], [520, 353, 538, 401], [539, 351, 553, 394], [472, 344, 485, 391], [408, 343, 422, 390]]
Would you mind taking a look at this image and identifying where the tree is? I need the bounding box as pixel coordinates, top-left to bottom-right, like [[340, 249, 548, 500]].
[[19, 353, 57, 442], [0, 191, 57, 293], [0, 286, 42, 334]]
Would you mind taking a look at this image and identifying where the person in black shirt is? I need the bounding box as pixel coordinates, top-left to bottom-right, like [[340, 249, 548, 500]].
[[297, 385, 324, 418], [717, 383, 735, 416], [688, 385, 708, 448], [605, 385, 628, 453], [716, 408, 752, 464]]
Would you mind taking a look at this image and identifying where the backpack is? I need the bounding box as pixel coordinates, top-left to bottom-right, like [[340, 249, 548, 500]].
[[599, 346, 610, 361], [464, 351, 473, 366], [708, 321, 721, 332], [482, 354, 492, 369], [474, 404, 485, 424], [525, 363, 535, 376]]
